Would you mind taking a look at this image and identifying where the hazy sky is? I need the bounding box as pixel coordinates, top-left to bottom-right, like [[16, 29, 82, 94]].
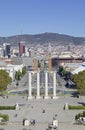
[[0, 0, 85, 37]]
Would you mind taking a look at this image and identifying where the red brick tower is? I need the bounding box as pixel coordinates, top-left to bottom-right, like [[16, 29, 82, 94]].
[[33, 58, 38, 71], [19, 41, 25, 56]]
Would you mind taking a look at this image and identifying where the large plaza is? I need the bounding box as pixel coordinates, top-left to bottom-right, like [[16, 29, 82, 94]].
[[0, 94, 85, 130]]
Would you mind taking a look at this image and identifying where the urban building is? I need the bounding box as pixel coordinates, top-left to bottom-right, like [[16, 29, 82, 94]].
[[0, 60, 15, 81], [11, 47, 19, 57], [0, 45, 4, 57], [19, 41, 25, 56], [3, 43, 11, 58]]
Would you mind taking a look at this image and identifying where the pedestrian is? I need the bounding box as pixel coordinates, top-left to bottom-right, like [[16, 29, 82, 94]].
[[15, 114, 18, 117], [42, 109, 45, 113], [32, 119, 35, 125]]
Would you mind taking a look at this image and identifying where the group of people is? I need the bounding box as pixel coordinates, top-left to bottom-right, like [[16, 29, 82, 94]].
[[30, 119, 36, 126]]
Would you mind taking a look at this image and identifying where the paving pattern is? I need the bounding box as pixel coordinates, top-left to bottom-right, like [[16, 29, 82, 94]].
[[0, 94, 85, 130]]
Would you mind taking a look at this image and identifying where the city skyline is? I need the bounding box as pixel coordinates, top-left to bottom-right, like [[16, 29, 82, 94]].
[[0, 0, 85, 37]]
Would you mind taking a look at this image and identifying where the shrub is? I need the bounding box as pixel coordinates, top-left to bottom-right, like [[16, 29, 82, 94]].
[[69, 105, 85, 110], [75, 115, 78, 120], [75, 111, 85, 121], [0, 113, 9, 121], [63, 105, 65, 110], [83, 111, 85, 117]]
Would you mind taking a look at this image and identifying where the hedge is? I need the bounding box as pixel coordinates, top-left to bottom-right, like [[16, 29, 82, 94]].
[[0, 106, 16, 110], [69, 105, 85, 110]]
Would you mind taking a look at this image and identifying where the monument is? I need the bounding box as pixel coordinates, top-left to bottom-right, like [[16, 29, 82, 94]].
[[28, 71, 58, 99], [15, 102, 19, 110]]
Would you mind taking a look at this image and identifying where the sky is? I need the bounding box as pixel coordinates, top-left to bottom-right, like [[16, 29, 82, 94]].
[[0, 0, 85, 37]]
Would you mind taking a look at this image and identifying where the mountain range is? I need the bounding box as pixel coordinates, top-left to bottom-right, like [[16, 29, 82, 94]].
[[0, 32, 85, 46]]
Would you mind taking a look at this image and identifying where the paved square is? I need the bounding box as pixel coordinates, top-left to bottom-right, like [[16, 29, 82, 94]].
[[0, 95, 85, 130]]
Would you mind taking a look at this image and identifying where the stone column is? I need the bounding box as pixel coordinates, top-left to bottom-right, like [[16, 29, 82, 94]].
[[44, 71, 49, 99], [36, 72, 41, 99], [28, 72, 32, 99], [53, 71, 57, 99]]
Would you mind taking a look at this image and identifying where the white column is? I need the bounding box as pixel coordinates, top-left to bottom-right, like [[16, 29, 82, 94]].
[[44, 71, 49, 99], [36, 72, 41, 99], [28, 72, 32, 99], [53, 71, 58, 99]]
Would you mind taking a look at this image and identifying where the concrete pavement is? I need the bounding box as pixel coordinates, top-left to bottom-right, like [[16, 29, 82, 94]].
[[0, 94, 85, 130]]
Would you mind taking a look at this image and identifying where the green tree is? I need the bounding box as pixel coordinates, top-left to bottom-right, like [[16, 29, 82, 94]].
[[15, 70, 22, 81], [72, 70, 85, 95], [0, 70, 12, 92], [22, 67, 26, 75], [59, 66, 63, 73]]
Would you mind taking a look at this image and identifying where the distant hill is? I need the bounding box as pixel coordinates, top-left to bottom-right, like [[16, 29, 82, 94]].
[[0, 32, 85, 46]]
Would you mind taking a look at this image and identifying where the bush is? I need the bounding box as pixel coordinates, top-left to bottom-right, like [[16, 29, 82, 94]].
[[83, 111, 85, 117], [0, 113, 9, 121], [75, 111, 85, 121], [75, 115, 79, 120], [63, 105, 65, 110]]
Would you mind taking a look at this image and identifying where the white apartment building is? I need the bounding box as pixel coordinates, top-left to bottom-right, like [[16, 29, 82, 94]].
[[0, 60, 24, 81]]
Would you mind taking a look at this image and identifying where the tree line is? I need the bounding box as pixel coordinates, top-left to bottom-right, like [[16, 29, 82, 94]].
[[59, 66, 85, 95], [72, 70, 85, 95]]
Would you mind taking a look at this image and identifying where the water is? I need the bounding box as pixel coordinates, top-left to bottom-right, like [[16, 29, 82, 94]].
[[9, 90, 28, 94]]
